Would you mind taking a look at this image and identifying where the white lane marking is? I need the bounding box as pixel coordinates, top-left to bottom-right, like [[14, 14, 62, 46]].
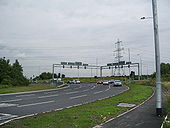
[[70, 95, 87, 99], [105, 85, 111, 92], [17, 101, 55, 108], [44, 91, 57, 94], [94, 91, 103, 94], [0, 113, 18, 121], [82, 89, 89, 92], [66, 91, 79, 94], [0, 103, 18, 107], [16, 94, 35, 97], [1, 99, 22, 103], [91, 86, 96, 89], [38, 94, 59, 99]]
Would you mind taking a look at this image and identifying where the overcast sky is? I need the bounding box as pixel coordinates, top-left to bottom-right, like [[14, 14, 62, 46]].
[[0, 0, 169, 78]]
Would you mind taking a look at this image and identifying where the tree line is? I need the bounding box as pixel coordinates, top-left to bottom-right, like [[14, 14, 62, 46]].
[[0, 57, 29, 86], [33, 72, 65, 81]]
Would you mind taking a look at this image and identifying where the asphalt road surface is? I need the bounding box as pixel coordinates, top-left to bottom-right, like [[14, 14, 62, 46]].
[[0, 84, 128, 124]]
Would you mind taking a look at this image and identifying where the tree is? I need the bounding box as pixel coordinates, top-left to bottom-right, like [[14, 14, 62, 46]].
[[0, 58, 29, 86]]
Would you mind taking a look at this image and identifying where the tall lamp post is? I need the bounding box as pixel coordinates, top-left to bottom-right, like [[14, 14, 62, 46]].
[[141, 0, 162, 116], [152, 0, 162, 116]]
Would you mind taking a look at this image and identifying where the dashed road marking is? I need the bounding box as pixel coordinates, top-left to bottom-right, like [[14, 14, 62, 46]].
[[0, 103, 18, 108], [66, 91, 79, 94], [1, 99, 22, 103], [16, 94, 35, 97], [91, 86, 96, 89], [82, 89, 89, 92], [94, 91, 103, 94], [44, 91, 57, 94], [17, 101, 55, 107], [38, 94, 59, 99], [70, 95, 87, 99]]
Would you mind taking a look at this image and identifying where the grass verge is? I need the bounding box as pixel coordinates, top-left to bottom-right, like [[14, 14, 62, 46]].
[[0, 84, 60, 94], [1, 83, 153, 128], [162, 82, 170, 128]]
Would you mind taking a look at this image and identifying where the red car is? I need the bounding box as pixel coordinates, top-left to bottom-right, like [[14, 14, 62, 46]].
[[97, 81, 103, 84]]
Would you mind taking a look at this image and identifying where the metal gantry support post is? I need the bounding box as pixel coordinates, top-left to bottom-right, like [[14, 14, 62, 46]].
[[137, 63, 140, 80], [152, 0, 162, 116], [52, 64, 54, 84], [100, 66, 103, 77]]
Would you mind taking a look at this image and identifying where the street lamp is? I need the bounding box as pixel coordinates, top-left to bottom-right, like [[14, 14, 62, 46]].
[[152, 0, 162, 116], [141, 0, 162, 116]]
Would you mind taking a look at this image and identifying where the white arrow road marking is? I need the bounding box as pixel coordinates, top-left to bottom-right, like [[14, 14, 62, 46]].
[[16, 94, 35, 97], [0, 113, 18, 121], [70, 95, 87, 99], [17, 101, 55, 108], [38, 94, 59, 99]]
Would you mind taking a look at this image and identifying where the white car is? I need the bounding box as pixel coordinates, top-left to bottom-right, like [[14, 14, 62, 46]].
[[113, 80, 122, 86], [103, 81, 109, 85], [68, 80, 80, 84]]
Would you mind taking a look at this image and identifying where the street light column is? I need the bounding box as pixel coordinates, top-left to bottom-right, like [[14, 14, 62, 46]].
[[152, 0, 162, 116]]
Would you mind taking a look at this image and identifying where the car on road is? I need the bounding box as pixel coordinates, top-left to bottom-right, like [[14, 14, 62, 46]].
[[103, 80, 109, 85], [113, 80, 122, 86], [108, 80, 115, 84], [96, 81, 103, 84], [67, 80, 80, 84]]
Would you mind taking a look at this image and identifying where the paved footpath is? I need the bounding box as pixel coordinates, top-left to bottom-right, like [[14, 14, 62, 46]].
[[102, 90, 164, 128]]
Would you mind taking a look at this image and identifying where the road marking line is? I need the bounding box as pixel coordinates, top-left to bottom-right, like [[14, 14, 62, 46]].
[[17, 101, 55, 107], [44, 91, 57, 94], [105, 85, 111, 92], [16, 94, 35, 97], [38, 94, 59, 99], [0, 113, 18, 121], [82, 89, 89, 92], [70, 95, 87, 99], [0, 103, 18, 107], [91, 86, 96, 89], [66, 91, 79, 94], [1, 99, 22, 103], [94, 91, 103, 94]]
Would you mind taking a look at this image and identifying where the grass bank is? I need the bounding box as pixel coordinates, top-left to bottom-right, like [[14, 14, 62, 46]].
[[162, 82, 170, 128], [1, 83, 153, 128], [0, 84, 59, 94]]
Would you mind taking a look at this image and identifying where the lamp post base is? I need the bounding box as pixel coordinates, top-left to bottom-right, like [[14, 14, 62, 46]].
[[156, 108, 162, 116]]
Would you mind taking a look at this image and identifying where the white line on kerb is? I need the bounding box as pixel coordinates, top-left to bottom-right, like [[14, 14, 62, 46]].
[[38, 94, 59, 99], [94, 91, 103, 94], [66, 91, 79, 94], [1, 99, 22, 103], [70, 95, 87, 99], [17, 101, 55, 107], [16, 94, 35, 97]]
